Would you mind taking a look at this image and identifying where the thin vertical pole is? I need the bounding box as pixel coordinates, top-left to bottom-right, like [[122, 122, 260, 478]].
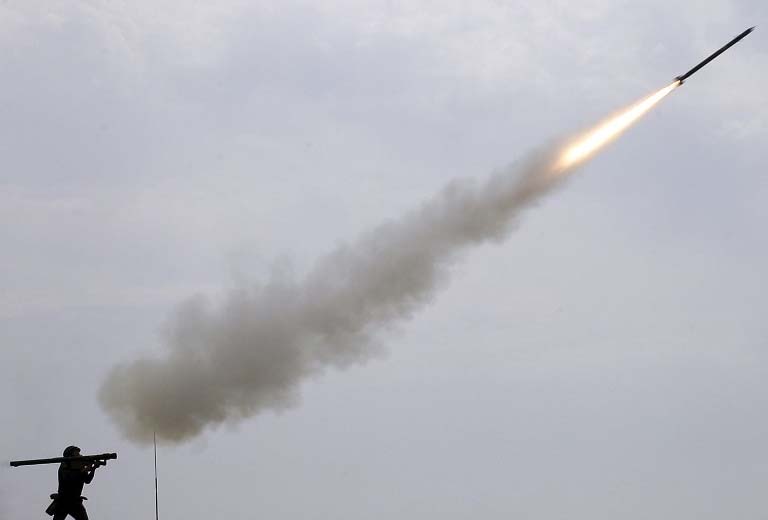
[[154, 432, 159, 520]]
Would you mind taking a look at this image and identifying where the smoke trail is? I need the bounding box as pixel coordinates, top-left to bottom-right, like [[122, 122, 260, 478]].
[[100, 84, 676, 445]]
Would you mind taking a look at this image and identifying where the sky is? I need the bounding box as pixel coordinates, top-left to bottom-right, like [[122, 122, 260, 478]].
[[1, 1, 767, 518]]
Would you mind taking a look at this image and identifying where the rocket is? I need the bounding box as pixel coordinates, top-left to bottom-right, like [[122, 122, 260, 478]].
[[676, 27, 755, 84]]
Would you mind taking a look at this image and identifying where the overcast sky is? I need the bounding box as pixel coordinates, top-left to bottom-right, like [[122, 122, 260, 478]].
[[2, 1, 767, 519]]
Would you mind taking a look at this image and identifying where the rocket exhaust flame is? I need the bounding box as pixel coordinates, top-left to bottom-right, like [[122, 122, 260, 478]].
[[100, 83, 677, 444], [556, 81, 680, 170]]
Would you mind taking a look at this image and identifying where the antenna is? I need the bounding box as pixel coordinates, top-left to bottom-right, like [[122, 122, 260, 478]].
[[154, 432, 159, 520]]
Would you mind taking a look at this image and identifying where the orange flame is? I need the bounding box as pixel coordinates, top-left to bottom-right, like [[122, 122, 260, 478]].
[[555, 81, 680, 171]]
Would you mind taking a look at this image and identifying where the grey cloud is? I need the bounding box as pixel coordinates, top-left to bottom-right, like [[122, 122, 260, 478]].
[[2, 2, 766, 519]]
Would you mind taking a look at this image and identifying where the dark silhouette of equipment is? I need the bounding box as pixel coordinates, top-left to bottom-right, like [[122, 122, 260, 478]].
[[11, 446, 116, 519], [154, 432, 160, 520], [675, 26, 755, 84], [10, 453, 117, 468]]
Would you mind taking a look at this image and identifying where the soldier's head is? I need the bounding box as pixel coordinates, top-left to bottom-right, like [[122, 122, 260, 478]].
[[63, 445, 81, 458]]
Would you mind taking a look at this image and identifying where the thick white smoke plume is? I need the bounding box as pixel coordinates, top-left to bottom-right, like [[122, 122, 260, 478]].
[[101, 80, 680, 444], [97, 79, 679, 444], [100, 145, 572, 444]]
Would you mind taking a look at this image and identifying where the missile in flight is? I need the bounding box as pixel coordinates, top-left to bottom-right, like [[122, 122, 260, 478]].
[[675, 26, 755, 84]]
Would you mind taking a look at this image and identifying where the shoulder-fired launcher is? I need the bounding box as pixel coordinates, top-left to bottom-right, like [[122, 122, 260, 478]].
[[9, 453, 117, 468]]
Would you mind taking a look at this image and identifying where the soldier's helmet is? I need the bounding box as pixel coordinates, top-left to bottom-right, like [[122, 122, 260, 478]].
[[63, 446, 81, 457]]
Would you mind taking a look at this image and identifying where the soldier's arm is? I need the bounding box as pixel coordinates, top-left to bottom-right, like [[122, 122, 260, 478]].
[[84, 468, 95, 484]]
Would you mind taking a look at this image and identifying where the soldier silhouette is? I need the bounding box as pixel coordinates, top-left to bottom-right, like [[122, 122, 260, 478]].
[[46, 446, 98, 520]]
